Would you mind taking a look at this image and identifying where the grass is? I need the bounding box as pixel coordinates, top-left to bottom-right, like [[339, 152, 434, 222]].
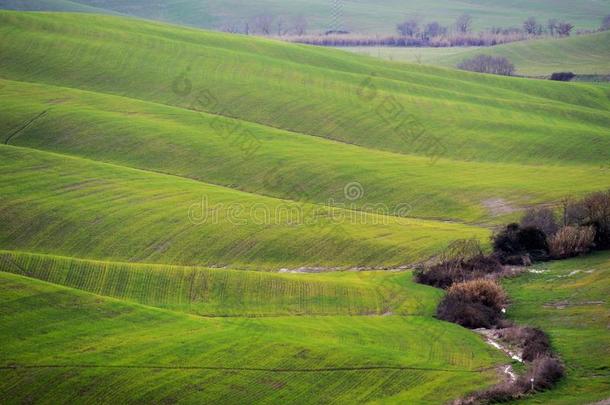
[[502, 252, 610, 404], [0, 10, 609, 403], [0, 250, 443, 316], [343, 31, 610, 77], [2, 78, 609, 226], [1, 0, 609, 32], [0, 271, 505, 404], [0, 144, 489, 269]]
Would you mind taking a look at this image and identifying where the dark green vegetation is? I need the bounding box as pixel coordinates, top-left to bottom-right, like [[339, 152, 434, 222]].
[[0, 10, 609, 403], [503, 252, 610, 404], [1, 0, 609, 32]]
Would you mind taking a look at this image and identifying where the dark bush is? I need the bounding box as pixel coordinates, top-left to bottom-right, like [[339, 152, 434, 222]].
[[550, 72, 575, 81], [437, 279, 507, 328], [492, 224, 549, 264], [458, 54, 515, 76], [520, 207, 558, 237], [414, 239, 503, 289], [519, 356, 565, 391]]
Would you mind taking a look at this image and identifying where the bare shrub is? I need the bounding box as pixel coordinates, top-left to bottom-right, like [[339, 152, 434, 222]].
[[581, 190, 610, 249], [520, 207, 558, 237], [437, 279, 507, 328], [457, 55, 515, 76], [549, 226, 596, 259], [497, 326, 552, 361], [414, 239, 503, 289], [520, 356, 565, 391], [284, 31, 530, 47]]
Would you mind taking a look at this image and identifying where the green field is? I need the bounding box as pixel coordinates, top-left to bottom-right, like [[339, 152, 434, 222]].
[[0, 10, 609, 404], [343, 31, 610, 77], [503, 252, 610, 404], [0, 268, 504, 403], [1, 0, 609, 32]]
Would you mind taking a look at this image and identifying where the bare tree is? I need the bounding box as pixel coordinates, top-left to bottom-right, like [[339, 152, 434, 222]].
[[292, 15, 308, 36], [424, 21, 447, 38], [397, 17, 420, 37], [547, 18, 558, 36], [601, 15, 610, 31], [276, 18, 287, 36], [523, 17, 542, 35], [556, 21, 574, 36], [455, 14, 473, 33], [252, 14, 274, 35], [221, 21, 241, 34], [457, 54, 515, 76]]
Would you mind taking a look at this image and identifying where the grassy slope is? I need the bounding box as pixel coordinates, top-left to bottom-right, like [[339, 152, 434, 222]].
[[0, 250, 442, 316], [344, 31, 610, 77], [0, 271, 504, 404], [1, 12, 609, 167], [2, 78, 609, 225], [1, 0, 609, 32], [503, 252, 610, 404], [0, 144, 488, 269]]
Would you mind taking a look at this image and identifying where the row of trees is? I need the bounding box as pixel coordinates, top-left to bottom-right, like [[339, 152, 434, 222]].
[[396, 14, 578, 39], [221, 14, 308, 36]]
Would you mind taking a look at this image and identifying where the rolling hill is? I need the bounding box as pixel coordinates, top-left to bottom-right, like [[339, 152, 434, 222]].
[[345, 31, 610, 77], [0, 10, 609, 404], [1, 0, 609, 33]]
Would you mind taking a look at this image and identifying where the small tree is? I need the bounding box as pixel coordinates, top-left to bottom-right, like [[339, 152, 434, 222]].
[[523, 17, 542, 35], [556, 21, 574, 36], [547, 18, 558, 36], [601, 15, 610, 31], [252, 14, 274, 35], [397, 17, 420, 37], [292, 15, 308, 36], [455, 14, 473, 33], [423, 21, 447, 38]]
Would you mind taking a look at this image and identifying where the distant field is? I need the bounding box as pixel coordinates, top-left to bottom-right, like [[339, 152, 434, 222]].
[[1, 0, 609, 33], [343, 31, 610, 77], [503, 252, 610, 404], [0, 271, 504, 403]]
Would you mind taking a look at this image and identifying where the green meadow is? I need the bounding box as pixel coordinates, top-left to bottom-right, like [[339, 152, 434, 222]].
[[0, 10, 609, 404]]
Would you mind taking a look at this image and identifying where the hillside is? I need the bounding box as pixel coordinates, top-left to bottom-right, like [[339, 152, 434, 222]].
[[0, 10, 609, 404], [1, 0, 609, 33], [345, 31, 610, 77]]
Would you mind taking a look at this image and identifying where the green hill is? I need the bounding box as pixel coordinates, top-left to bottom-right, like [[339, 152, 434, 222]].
[[1, 0, 609, 33], [0, 10, 609, 404], [346, 31, 610, 77]]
